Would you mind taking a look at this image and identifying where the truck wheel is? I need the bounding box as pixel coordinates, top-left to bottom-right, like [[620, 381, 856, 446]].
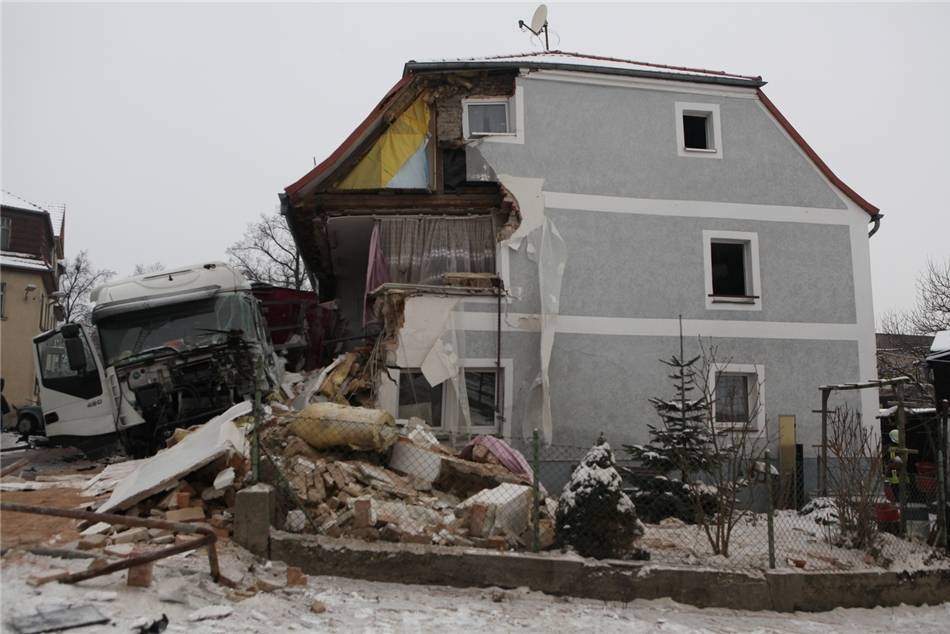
[[17, 413, 37, 436]]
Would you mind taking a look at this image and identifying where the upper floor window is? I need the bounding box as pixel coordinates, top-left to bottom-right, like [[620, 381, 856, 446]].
[[1, 216, 11, 250], [675, 102, 722, 159], [463, 96, 519, 139], [703, 230, 761, 311]]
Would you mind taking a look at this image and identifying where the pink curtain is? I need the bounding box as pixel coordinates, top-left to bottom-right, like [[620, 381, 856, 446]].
[[363, 223, 391, 326]]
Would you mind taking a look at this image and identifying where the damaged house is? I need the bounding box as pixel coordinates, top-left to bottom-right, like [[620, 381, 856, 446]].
[[280, 51, 880, 487]]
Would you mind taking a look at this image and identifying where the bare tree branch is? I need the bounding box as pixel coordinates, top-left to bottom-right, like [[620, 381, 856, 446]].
[[59, 250, 115, 324], [227, 213, 311, 291]]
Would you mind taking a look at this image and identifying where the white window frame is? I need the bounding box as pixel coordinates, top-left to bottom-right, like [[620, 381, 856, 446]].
[[462, 85, 524, 144], [383, 358, 514, 437], [703, 229, 761, 311], [708, 363, 765, 432], [675, 101, 722, 159]]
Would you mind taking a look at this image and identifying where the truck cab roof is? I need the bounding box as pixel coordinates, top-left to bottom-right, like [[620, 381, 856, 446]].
[[90, 262, 252, 323]]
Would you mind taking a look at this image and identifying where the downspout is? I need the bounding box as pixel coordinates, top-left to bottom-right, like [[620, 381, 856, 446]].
[[868, 213, 883, 238]]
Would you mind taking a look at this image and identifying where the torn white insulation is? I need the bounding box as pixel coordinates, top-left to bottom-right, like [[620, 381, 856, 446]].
[[498, 174, 564, 445]]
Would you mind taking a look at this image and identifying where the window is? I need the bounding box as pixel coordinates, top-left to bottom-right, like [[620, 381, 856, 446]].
[[35, 330, 103, 400], [399, 370, 444, 427], [703, 230, 761, 311], [467, 102, 509, 135], [715, 373, 749, 423], [461, 86, 524, 145], [683, 114, 711, 150], [464, 369, 499, 428], [710, 364, 764, 430], [675, 102, 722, 159], [393, 364, 507, 433], [1, 216, 11, 250], [711, 242, 747, 296]]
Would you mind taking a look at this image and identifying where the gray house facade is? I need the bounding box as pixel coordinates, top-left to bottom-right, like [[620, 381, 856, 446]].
[[281, 52, 880, 489]]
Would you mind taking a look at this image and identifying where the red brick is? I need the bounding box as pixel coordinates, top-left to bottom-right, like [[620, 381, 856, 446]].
[[127, 562, 153, 588], [286, 566, 307, 587]]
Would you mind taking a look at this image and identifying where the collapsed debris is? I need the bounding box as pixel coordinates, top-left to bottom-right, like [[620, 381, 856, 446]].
[[259, 367, 559, 550]]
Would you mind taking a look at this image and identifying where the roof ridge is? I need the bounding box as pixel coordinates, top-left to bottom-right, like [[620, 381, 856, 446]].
[[431, 50, 760, 81]]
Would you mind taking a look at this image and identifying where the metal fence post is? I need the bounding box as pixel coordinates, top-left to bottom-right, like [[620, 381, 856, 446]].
[[938, 400, 949, 551], [765, 449, 776, 569], [532, 428, 541, 553]]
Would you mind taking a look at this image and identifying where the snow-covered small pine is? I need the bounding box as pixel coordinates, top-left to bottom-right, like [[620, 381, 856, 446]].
[[555, 438, 646, 560]]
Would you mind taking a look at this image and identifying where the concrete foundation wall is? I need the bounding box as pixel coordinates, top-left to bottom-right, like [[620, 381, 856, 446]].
[[269, 531, 950, 612]]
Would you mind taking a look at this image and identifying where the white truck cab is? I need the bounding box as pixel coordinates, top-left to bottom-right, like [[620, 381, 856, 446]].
[[33, 262, 278, 456]]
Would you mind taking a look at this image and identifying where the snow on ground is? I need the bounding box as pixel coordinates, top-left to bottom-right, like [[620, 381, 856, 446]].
[[641, 510, 950, 572], [1, 541, 949, 634]]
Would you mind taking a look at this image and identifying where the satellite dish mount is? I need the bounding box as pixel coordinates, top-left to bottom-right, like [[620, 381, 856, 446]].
[[518, 4, 549, 51]]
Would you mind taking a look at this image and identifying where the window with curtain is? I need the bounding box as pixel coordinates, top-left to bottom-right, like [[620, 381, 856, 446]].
[[377, 216, 495, 285]]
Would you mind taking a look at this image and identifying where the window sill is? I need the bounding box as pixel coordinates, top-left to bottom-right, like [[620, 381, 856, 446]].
[[683, 147, 717, 153], [709, 295, 759, 305], [468, 132, 516, 139], [713, 422, 758, 433]]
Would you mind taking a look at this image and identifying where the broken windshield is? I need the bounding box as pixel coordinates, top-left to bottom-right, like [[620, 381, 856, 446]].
[[98, 294, 257, 367]]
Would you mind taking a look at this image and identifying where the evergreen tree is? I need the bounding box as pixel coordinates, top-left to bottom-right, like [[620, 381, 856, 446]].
[[556, 436, 646, 559], [623, 322, 716, 523]]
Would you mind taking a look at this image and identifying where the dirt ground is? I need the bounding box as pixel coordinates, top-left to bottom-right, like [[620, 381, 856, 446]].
[[0, 487, 93, 549]]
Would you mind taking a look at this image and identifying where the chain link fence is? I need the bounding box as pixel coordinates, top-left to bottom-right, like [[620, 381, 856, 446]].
[[251, 405, 949, 574]]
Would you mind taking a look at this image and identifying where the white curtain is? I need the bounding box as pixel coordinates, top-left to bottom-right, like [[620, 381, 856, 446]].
[[378, 216, 495, 284]]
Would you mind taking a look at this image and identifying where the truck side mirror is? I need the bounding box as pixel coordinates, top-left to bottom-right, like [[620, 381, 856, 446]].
[[60, 324, 87, 372]]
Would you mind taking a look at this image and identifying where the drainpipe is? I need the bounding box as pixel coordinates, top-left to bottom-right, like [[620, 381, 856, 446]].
[[868, 213, 884, 238]]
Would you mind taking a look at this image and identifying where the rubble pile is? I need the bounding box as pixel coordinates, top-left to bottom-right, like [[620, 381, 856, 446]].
[[261, 377, 558, 550]]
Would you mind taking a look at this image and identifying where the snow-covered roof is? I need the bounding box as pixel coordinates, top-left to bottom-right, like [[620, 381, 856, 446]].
[[878, 406, 937, 418], [2, 190, 48, 213], [405, 50, 764, 87], [1, 190, 65, 238], [931, 330, 950, 354], [0, 251, 53, 273]]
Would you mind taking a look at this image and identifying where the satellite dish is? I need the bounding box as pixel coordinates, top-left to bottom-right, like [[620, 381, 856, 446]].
[[518, 4, 551, 50], [530, 4, 548, 33]]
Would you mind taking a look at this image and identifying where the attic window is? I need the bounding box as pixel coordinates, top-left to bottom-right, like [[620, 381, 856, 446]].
[[463, 99, 512, 138], [683, 114, 711, 150], [675, 102, 722, 159]]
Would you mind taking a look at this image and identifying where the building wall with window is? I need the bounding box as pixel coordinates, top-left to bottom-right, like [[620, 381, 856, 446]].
[[421, 71, 876, 467], [1, 198, 63, 410], [284, 57, 878, 496], [0, 267, 57, 407]]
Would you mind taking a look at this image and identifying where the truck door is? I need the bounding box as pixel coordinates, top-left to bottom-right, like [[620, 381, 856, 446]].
[[33, 324, 117, 443]]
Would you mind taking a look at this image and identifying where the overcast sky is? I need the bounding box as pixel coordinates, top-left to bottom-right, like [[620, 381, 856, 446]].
[[3, 1, 948, 324]]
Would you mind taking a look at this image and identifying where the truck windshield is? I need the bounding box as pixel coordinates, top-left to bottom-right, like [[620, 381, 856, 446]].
[[98, 294, 257, 366]]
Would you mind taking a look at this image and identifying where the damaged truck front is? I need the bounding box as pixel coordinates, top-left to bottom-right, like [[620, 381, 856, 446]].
[[31, 262, 278, 457]]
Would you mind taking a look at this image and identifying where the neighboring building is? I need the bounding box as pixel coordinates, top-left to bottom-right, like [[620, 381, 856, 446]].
[[876, 332, 934, 406], [1, 191, 65, 409], [280, 51, 880, 490]]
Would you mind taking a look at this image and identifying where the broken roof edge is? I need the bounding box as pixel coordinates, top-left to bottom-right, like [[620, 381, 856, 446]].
[[284, 74, 416, 201], [403, 58, 766, 89], [756, 89, 879, 219]]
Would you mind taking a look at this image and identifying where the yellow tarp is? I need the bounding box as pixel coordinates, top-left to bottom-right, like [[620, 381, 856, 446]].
[[289, 402, 398, 452], [339, 95, 430, 190]]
